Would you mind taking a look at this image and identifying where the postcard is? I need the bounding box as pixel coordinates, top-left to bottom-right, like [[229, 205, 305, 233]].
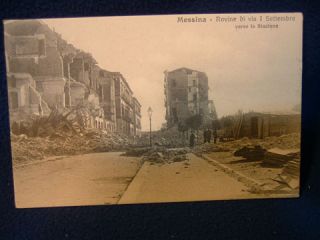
[[3, 13, 302, 208]]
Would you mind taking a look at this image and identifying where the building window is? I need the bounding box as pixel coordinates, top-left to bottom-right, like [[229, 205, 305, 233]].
[[193, 80, 196, 86], [188, 87, 191, 92], [15, 37, 46, 57], [193, 93, 197, 101], [172, 79, 176, 87]]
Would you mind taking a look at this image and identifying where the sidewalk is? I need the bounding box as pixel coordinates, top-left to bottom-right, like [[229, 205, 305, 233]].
[[118, 153, 250, 204]]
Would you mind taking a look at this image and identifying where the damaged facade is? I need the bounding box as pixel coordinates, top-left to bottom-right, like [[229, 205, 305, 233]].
[[133, 97, 142, 137], [113, 73, 136, 136], [4, 20, 141, 136], [164, 67, 217, 127], [5, 20, 66, 110]]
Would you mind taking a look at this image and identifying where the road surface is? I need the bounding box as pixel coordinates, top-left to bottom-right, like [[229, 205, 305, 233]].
[[14, 152, 142, 208], [13, 152, 251, 208]]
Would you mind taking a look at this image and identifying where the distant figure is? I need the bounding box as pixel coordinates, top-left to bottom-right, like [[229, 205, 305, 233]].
[[190, 131, 196, 148], [203, 129, 207, 143], [203, 129, 212, 143], [213, 128, 218, 144], [207, 129, 212, 143]]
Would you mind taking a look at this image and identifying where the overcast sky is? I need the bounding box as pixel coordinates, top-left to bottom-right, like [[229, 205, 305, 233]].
[[43, 13, 302, 131]]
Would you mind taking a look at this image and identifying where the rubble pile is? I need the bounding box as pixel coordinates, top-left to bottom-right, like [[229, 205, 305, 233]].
[[259, 133, 301, 150], [281, 158, 300, 177], [197, 133, 300, 157], [263, 148, 300, 168], [11, 134, 46, 162], [84, 129, 131, 152], [271, 158, 300, 190], [10, 109, 132, 164], [193, 143, 230, 155], [138, 127, 187, 147], [216, 133, 300, 151], [11, 129, 132, 165], [121, 147, 151, 157], [234, 145, 266, 160], [11, 108, 79, 138], [139, 148, 189, 165]]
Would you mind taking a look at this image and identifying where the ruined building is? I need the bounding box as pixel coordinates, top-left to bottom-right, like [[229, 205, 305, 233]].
[[4, 20, 141, 136], [5, 20, 66, 111], [98, 70, 117, 132], [113, 73, 135, 136], [133, 97, 142, 137], [164, 67, 217, 127]]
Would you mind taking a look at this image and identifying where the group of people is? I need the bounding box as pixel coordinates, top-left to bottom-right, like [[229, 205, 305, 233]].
[[204, 128, 218, 144], [189, 128, 218, 148]]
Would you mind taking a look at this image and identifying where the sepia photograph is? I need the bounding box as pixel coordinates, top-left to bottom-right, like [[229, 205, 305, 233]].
[[3, 13, 302, 208]]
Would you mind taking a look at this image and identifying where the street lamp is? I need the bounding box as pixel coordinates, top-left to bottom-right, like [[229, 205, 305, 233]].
[[147, 107, 153, 147]]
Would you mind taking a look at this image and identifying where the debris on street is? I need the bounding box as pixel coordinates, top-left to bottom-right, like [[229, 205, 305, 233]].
[[143, 149, 188, 165], [201, 133, 300, 195], [234, 145, 266, 160], [281, 158, 300, 177], [263, 148, 300, 167]]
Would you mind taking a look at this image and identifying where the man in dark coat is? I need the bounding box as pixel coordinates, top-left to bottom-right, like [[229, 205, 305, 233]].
[[203, 129, 212, 143], [190, 131, 196, 148], [207, 129, 212, 143]]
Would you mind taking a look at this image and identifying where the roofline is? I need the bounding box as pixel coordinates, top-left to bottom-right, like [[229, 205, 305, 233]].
[[98, 70, 134, 94], [167, 67, 206, 75], [113, 72, 133, 94]]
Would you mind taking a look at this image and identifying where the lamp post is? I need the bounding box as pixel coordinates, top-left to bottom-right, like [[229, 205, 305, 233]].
[[147, 107, 153, 147]]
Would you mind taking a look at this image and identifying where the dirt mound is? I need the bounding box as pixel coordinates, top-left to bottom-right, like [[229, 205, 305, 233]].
[[121, 147, 151, 157], [193, 143, 230, 155], [141, 148, 189, 165], [210, 133, 300, 152], [138, 126, 188, 147]]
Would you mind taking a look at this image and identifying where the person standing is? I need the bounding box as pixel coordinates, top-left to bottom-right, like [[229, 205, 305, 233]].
[[207, 129, 212, 143], [190, 131, 196, 148], [213, 128, 218, 144]]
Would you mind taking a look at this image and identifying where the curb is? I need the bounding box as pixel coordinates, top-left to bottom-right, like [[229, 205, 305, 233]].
[[199, 153, 265, 190], [13, 155, 68, 169]]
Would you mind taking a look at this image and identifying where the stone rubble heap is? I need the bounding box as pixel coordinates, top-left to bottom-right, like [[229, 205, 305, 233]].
[[10, 109, 132, 165], [123, 147, 189, 165]]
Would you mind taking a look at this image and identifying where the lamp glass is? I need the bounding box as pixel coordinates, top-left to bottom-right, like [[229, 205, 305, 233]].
[[147, 107, 153, 118]]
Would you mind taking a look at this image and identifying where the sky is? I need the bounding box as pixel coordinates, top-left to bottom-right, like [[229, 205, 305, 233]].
[[43, 13, 302, 131]]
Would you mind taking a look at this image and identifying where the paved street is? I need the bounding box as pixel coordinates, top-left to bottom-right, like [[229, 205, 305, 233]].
[[14, 152, 143, 208], [14, 152, 252, 208], [119, 153, 250, 204]]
